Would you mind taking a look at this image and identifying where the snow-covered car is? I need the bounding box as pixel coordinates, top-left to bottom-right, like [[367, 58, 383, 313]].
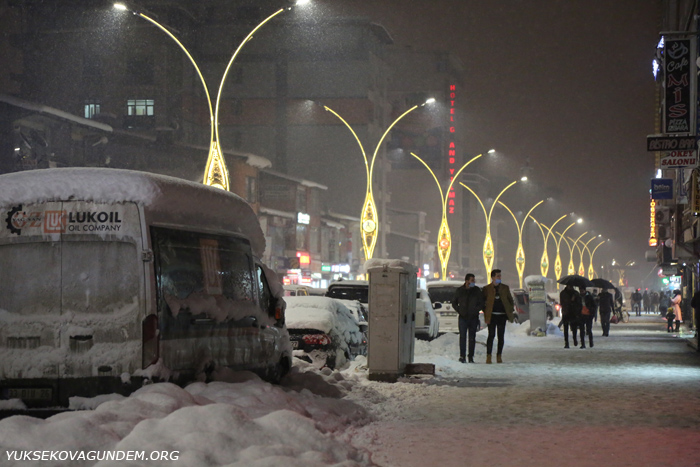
[[333, 299, 369, 351], [416, 288, 439, 340], [284, 296, 367, 369], [512, 288, 530, 323], [325, 280, 369, 311]]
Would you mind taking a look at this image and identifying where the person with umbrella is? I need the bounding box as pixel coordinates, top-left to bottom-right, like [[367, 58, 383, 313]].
[[558, 278, 582, 348], [592, 279, 615, 336]]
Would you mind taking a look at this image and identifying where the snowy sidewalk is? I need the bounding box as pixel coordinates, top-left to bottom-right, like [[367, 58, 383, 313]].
[[345, 315, 700, 467]]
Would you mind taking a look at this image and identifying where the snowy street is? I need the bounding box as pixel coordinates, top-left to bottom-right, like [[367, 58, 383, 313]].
[[347, 314, 700, 467], [1, 314, 699, 467]]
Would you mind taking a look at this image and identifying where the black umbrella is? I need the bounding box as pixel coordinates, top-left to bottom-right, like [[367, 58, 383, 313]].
[[591, 278, 615, 290], [557, 274, 594, 289]]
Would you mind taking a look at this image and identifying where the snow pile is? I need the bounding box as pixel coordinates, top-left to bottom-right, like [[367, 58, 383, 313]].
[[0, 374, 372, 467]]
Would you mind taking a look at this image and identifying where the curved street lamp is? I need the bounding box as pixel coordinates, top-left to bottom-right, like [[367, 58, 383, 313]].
[[551, 220, 580, 281], [410, 152, 484, 280], [324, 99, 434, 260], [559, 230, 587, 276], [114, 2, 295, 190], [529, 214, 568, 279], [588, 239, 608, 279], [498, 200, 543, 288], [569, 234, 596, 276], [460, 180, 518, 280]]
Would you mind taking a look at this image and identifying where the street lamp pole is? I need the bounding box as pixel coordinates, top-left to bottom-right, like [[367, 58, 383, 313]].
[[552, 221, 578, 281], [529, 214, 568, 279], [324, 99, 434, 260], [114, 3, 294, 190], [588, 239, 608, 279], [569, 234, 596, 277], [410, 152, 484, 280], [498, 200, 544, 288], [460, 180, 518, 280]]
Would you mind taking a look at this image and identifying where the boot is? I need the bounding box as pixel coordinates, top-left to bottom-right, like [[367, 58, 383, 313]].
[[675, 321, 680, 332], [497, 354, 503, 363], [458, 357, 466, 363], [589, 337, 594, 348], [580, 343, 586, 349], [468, 356, 475, 363], [486, 354, 492, 364]]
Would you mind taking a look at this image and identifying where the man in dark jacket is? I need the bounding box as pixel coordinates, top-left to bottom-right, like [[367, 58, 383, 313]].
[[451, 273, 485, 363], [598, 288, 614, 337], [560, 283, 582, 348]]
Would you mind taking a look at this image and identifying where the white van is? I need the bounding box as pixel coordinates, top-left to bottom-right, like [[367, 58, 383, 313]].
[[0, 168, 292, 407]]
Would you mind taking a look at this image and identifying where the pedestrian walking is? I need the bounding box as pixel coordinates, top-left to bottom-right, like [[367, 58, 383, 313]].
[[560, 283, 582, 348], [580, 288, 597, 348], [631, 289, 642, 316], [451, 273, 485, 363], [598, 288, 614, 336], [482, 269, 515, 364], [659, 291, 669, 317], [671, 290, 682, 332], [642, 290, 649, 314], [650, 291, 659, 314]]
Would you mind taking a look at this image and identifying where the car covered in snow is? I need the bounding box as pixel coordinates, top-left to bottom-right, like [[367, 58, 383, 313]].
[[283, 284, 311, 297], [284, 296, 367, 369], [325, 280, 369, 310], [416, 288, 439, 340]]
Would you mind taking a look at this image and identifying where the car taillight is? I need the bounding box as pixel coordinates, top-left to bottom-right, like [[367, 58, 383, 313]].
[[425, 311, 430, 323], [302, 334, 331, 346], [555, 304, 561, 311], [142, 314, 159, 367], [275, 304, 285, 322]]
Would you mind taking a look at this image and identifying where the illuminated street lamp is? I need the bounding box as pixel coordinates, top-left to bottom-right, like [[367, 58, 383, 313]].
[[460, 180, 518, 280], [410, 152, 484, 280], [587, 239, 608, 280], [569, 234, 597, 276], [114, 2, 299, 190], [497, 200, 544, 288], [529, 214, 568, 278], [550, 219, 581, 281], [560, 231, 588, 276], [324, 99, 435, 260]]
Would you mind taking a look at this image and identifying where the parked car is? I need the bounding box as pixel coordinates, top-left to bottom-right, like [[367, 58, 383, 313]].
[[325, 280, 369, 310], [333, 299, 369, 351], [416, 288, 440, 340], [512, 288, 530, 323], [284, 296, 367, 369], [283, 285, 311, 297], [546, 293, 559, 320], [426, 280, 487, 333]]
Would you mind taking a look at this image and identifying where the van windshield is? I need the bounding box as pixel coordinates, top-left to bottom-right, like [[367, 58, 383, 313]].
[[326, 286, 368, 303], [427, 286, 458, 303]]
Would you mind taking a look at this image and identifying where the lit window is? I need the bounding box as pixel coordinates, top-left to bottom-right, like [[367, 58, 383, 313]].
[[245, 176, 257, 204], [127, 99, 154, 116], [84, 100, 101, 119]]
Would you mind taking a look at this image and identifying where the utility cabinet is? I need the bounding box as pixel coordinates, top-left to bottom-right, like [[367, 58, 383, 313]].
[[367, 261, 417, 382], [525, 275, 548, 334]]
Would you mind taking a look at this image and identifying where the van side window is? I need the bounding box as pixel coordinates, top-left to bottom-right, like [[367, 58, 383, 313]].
[[256, 265, 273, 316]]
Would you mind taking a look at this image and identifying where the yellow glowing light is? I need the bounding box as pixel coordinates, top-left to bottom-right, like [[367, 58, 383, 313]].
[[326, 105, 430, 261], [551, 221, 578, 281], [565, 231, 589, 276], [498, 200, 543, 288], [411, 152, 483, 280], [529, 214, 567, 279], [461, 181, 517, 280], [588, 239, 607, 280], [121, 7, 287, 192]]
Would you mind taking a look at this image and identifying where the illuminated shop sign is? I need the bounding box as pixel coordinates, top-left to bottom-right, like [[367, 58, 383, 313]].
[[297, 212, 310, 224], [649, 198, 657, 247], [447, 84, 456, 216]]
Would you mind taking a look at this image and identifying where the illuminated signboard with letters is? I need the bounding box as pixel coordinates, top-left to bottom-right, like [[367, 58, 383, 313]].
[[447, 84, 456, 216]]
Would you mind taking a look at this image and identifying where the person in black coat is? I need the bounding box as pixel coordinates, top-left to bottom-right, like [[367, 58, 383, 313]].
[[451, 273, 485, 363], [560, 283, 582, 348], [598, 288, 614, 337], [580, 288, 597, 348]]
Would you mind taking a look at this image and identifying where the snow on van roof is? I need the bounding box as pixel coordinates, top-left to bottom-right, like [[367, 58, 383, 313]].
[[0, 168, 266, 256]]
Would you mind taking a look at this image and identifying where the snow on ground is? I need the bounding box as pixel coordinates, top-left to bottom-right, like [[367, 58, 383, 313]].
[[1, 315, 699, 467]]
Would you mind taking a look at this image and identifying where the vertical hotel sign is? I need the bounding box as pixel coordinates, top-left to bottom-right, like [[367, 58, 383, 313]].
[[664, 39, 691, 134], [447, 84, 457, 215]]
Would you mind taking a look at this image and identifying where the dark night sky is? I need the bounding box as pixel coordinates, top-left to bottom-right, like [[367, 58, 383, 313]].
[[316, 0, 661, 285]]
